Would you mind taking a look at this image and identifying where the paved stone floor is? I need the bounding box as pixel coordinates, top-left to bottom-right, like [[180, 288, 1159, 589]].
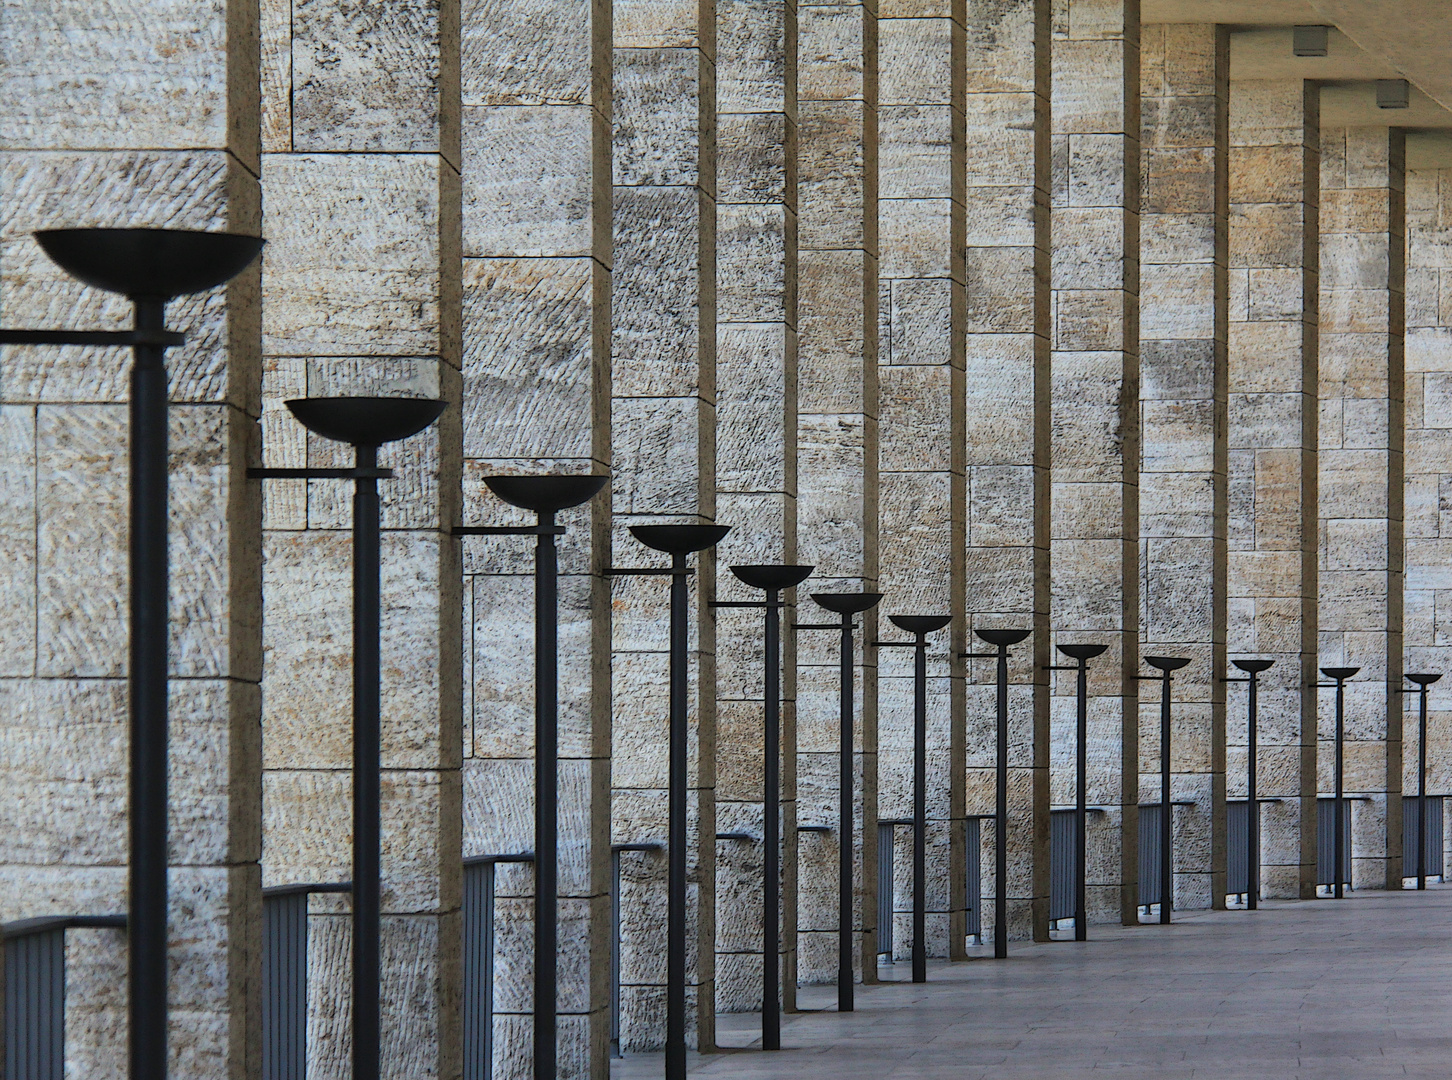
[[613, 887, 1452, 1079]]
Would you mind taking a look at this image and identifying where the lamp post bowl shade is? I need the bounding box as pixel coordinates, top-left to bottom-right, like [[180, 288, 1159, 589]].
[[1057, 642, 1108, 661], [1232, 658, 1276, 674], [1144, 655, 1192, 673], [1320, 667, 1360, 680], [975, 628, 1031, 648], [888, 614, 952, 635], [482, 474, 609, 513], [35, 228, 264, 299], [630, 524, 731, 554], [731, 564, 814, 591], [811, 591, 885, 615], [1406, 673, 1444, 688], [287, 397, 447, 448]]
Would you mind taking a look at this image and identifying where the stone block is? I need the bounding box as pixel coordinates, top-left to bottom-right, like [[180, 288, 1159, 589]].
[[1052, 39, 1130, 137], [611, 396, 708, 516], [1141, 263, 1215, 340], [614, 47, 705, 188], [885, 277, 954, 364], [880, 106, 953, 200], [964, 248, 1038, 335], [462, 257, 602, 461], [293, 0, 448, 152], [964, 91, 1040, 187], [797, 101, 868, 250], [719, 113, 789, 203], [463, 0, 593, 105], [262, 154, 446, 356], [612, 187, 708, 398], [879, 18, 953, 107], [717, 204, 790, 323], [880, 198, 954, 280], [463, 106, 601, 259], [799, 6, 865, 102], [615, 0, 702, 49], [1052, 207, 1129, 291], [718, 0, 788, 113]]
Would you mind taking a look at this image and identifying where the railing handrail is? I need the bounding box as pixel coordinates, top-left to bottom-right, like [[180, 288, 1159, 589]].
[[261, 882, 353, 898], [464, 851, 535, 868], [2, 914, 126, 938]]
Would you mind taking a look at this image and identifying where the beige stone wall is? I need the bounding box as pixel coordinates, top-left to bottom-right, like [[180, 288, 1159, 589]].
[[795, 0, 882, 982], [877, 0, 967, 960], [611, 0, 722, 1048], [1138, 23, 1227, 912], [1050, 0, 1141, 926], [963, 0, 1052, 944], [1404, 167, 1452, 849], [258, 0, 464, 1077], [0, 2, 265, 1077], [460, 0, 614, 1070], [1318, 126, 1404, 891], [1227, 78, 1318, 900]]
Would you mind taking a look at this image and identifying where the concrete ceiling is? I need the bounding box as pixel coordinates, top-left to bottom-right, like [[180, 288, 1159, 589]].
[[1145, 1, 1452, 164]]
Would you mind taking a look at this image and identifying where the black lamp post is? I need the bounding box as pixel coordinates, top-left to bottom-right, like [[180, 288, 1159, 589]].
[[252, 396, 447, 1080], [1224, 659, 1274, 909], [455, 474, 609, 1080], [0, 227, 264, 1080], [1046, 643, 1106, 941], [962, 629, 1031, 958], [1402, 673, 1443, 890], [608, 524, 731, 1080], [711, 564, 813, 1050], [1317, 667, 1360, 899], [795, 591, 884, 1011], [1138, 656, 1191, 924], [873, 614, 951, 983]]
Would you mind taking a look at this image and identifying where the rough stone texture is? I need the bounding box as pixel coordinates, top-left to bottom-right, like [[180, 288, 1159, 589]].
[[795, 0, 881, 987], [0, 3, 264, 1076], [460, 0, 613, 1068], [962, 0, 1052, 946], [1137, 23, 1227, 913], [715, 0, 802, 1012], [1318, 126, 1405, 892], [1405, 167, 1452, 859], [612, 0, 720, 1048], [1227, 77, 1319, 900], [877, 0, 966, 960], [259, 1, 465, 1075], [1050, 0, 1141, 926]]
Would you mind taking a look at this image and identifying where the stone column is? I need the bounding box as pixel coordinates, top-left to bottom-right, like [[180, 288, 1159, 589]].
[[1050, 0, 1141, 926], [459, 0, 614, 1071], [0, 4, 264, 1077], [962, 0, 1051, 943], [796, 0, 881, 984], [714, 0, 800, 1011], [1318, 126, 1404, 891], [1405, 161, 1452, 860], [259, 1, 464, 1076], [1138, 24, 1228, 912], [612, 0, 720, 1050], [877, 0, 966, 961], [1227, 78, 1318, 900]]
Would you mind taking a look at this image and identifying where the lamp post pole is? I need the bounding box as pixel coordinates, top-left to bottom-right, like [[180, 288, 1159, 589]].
[[455, 474, 609, 1080], [609, 524, 730, 1079], [962, 629, 1031, 958], [1046, 644, 1106, 941], [796, 591, 884, 1011], [1224, 660, 1274, 909], [0, 227, 264, 1080], [1316, 667, 1360, 899], [1137, 656, 1191, 924], [712, 564, 815, 1050], [1400, 673, 1442, 890], [252, 396, 448, 1080], [873, 615, 951, 983]]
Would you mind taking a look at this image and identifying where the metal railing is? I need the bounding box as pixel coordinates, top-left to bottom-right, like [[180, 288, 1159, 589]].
[[463, 852, 535, 1080], [1049, 810, 1074, 923], [1316, 797, 1356, 890], [609, 842, 662, 1058], [261, 882, 352, 1080], [2, 914, 127, 1080], [1137, 802, 1193, 911], [1403, 795, 1445, 880]]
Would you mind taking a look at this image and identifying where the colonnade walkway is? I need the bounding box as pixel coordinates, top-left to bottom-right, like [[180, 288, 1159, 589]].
[[614, 890, 1452, 1080]]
